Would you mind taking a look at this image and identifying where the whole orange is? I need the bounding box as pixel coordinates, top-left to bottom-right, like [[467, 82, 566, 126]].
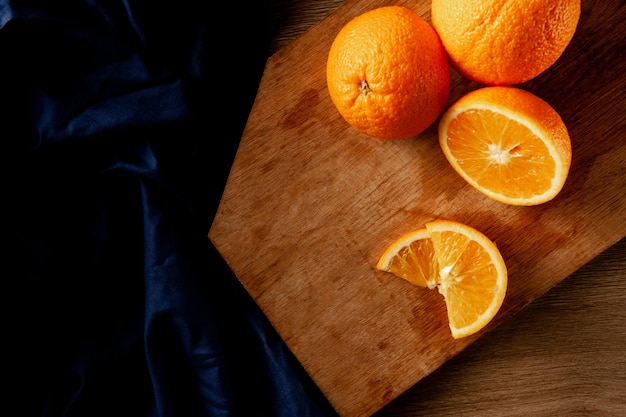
[[431, 0, 581, 85], [326, 6, 450, 140]]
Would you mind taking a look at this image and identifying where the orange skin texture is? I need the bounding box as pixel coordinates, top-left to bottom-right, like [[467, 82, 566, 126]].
[[327, 6, 450, 140], [431, 0, 581, 85]]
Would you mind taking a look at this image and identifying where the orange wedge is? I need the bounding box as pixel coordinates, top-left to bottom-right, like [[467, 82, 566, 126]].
[[438, 86, 572, 206], [377, 220, 507, 339]]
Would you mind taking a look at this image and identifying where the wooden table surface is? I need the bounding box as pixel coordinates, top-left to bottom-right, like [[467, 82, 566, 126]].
[[266, 1, 626, 415]]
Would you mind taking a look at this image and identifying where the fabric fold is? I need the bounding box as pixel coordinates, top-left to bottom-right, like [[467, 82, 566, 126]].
[[5, 1, 338, 416]]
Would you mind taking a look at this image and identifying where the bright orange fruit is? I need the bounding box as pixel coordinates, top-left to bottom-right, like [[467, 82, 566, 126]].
[[431, 0, 581, 85], [326, 6, 450, 140], [377, 220, 507, 339], [438, 86, 572, 206]]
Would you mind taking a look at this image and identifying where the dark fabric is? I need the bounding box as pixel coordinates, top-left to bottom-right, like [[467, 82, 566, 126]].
[[3, 1, 338, 416]]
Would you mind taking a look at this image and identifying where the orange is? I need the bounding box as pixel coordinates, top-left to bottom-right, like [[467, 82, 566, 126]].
[[326, 6, 450, 140], [377, 219, 507, 339], [431, 0, 581, 85], [438, 86, 572, 206]]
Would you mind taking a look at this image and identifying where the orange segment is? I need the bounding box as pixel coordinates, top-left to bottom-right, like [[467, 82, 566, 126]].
[[425, 220, 507, 339], [439, 86, 572, 206], [376, 228, 439, 289], [377, 220, 507, 339]]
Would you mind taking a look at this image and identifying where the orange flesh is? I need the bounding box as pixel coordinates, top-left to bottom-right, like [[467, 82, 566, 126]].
[[446, 109, 555, 199], [429, 230, 500, 330], [385, 238, 439, 289], [379, 224, 505, 337]]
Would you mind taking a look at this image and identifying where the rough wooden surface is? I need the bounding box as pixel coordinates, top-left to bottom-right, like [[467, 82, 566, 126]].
[[213, 1, 626, 415]]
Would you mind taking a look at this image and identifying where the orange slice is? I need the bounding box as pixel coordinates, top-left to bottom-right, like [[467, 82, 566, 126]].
[[438, 86, 572, 206], [377, 220, 507, 338]]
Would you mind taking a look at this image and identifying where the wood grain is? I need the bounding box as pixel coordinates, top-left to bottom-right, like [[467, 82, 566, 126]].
[[212, 1, 626, 415]]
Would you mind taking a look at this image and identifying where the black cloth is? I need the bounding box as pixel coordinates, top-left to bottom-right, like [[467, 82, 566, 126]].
[[3, 1, 338, 416]]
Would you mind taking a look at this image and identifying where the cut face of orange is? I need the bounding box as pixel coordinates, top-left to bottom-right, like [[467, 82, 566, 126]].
[[377, 220, 507, 339], [438, 86, 572, 206], [376, 228, 440, 290]]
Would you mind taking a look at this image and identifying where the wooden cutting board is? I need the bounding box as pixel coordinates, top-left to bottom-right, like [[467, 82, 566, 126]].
[[209, 1, 626, 416]]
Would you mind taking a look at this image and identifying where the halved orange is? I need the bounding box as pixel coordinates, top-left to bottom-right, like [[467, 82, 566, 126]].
[[438, 86, 572, 206], [377, 220, 507, 339]]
